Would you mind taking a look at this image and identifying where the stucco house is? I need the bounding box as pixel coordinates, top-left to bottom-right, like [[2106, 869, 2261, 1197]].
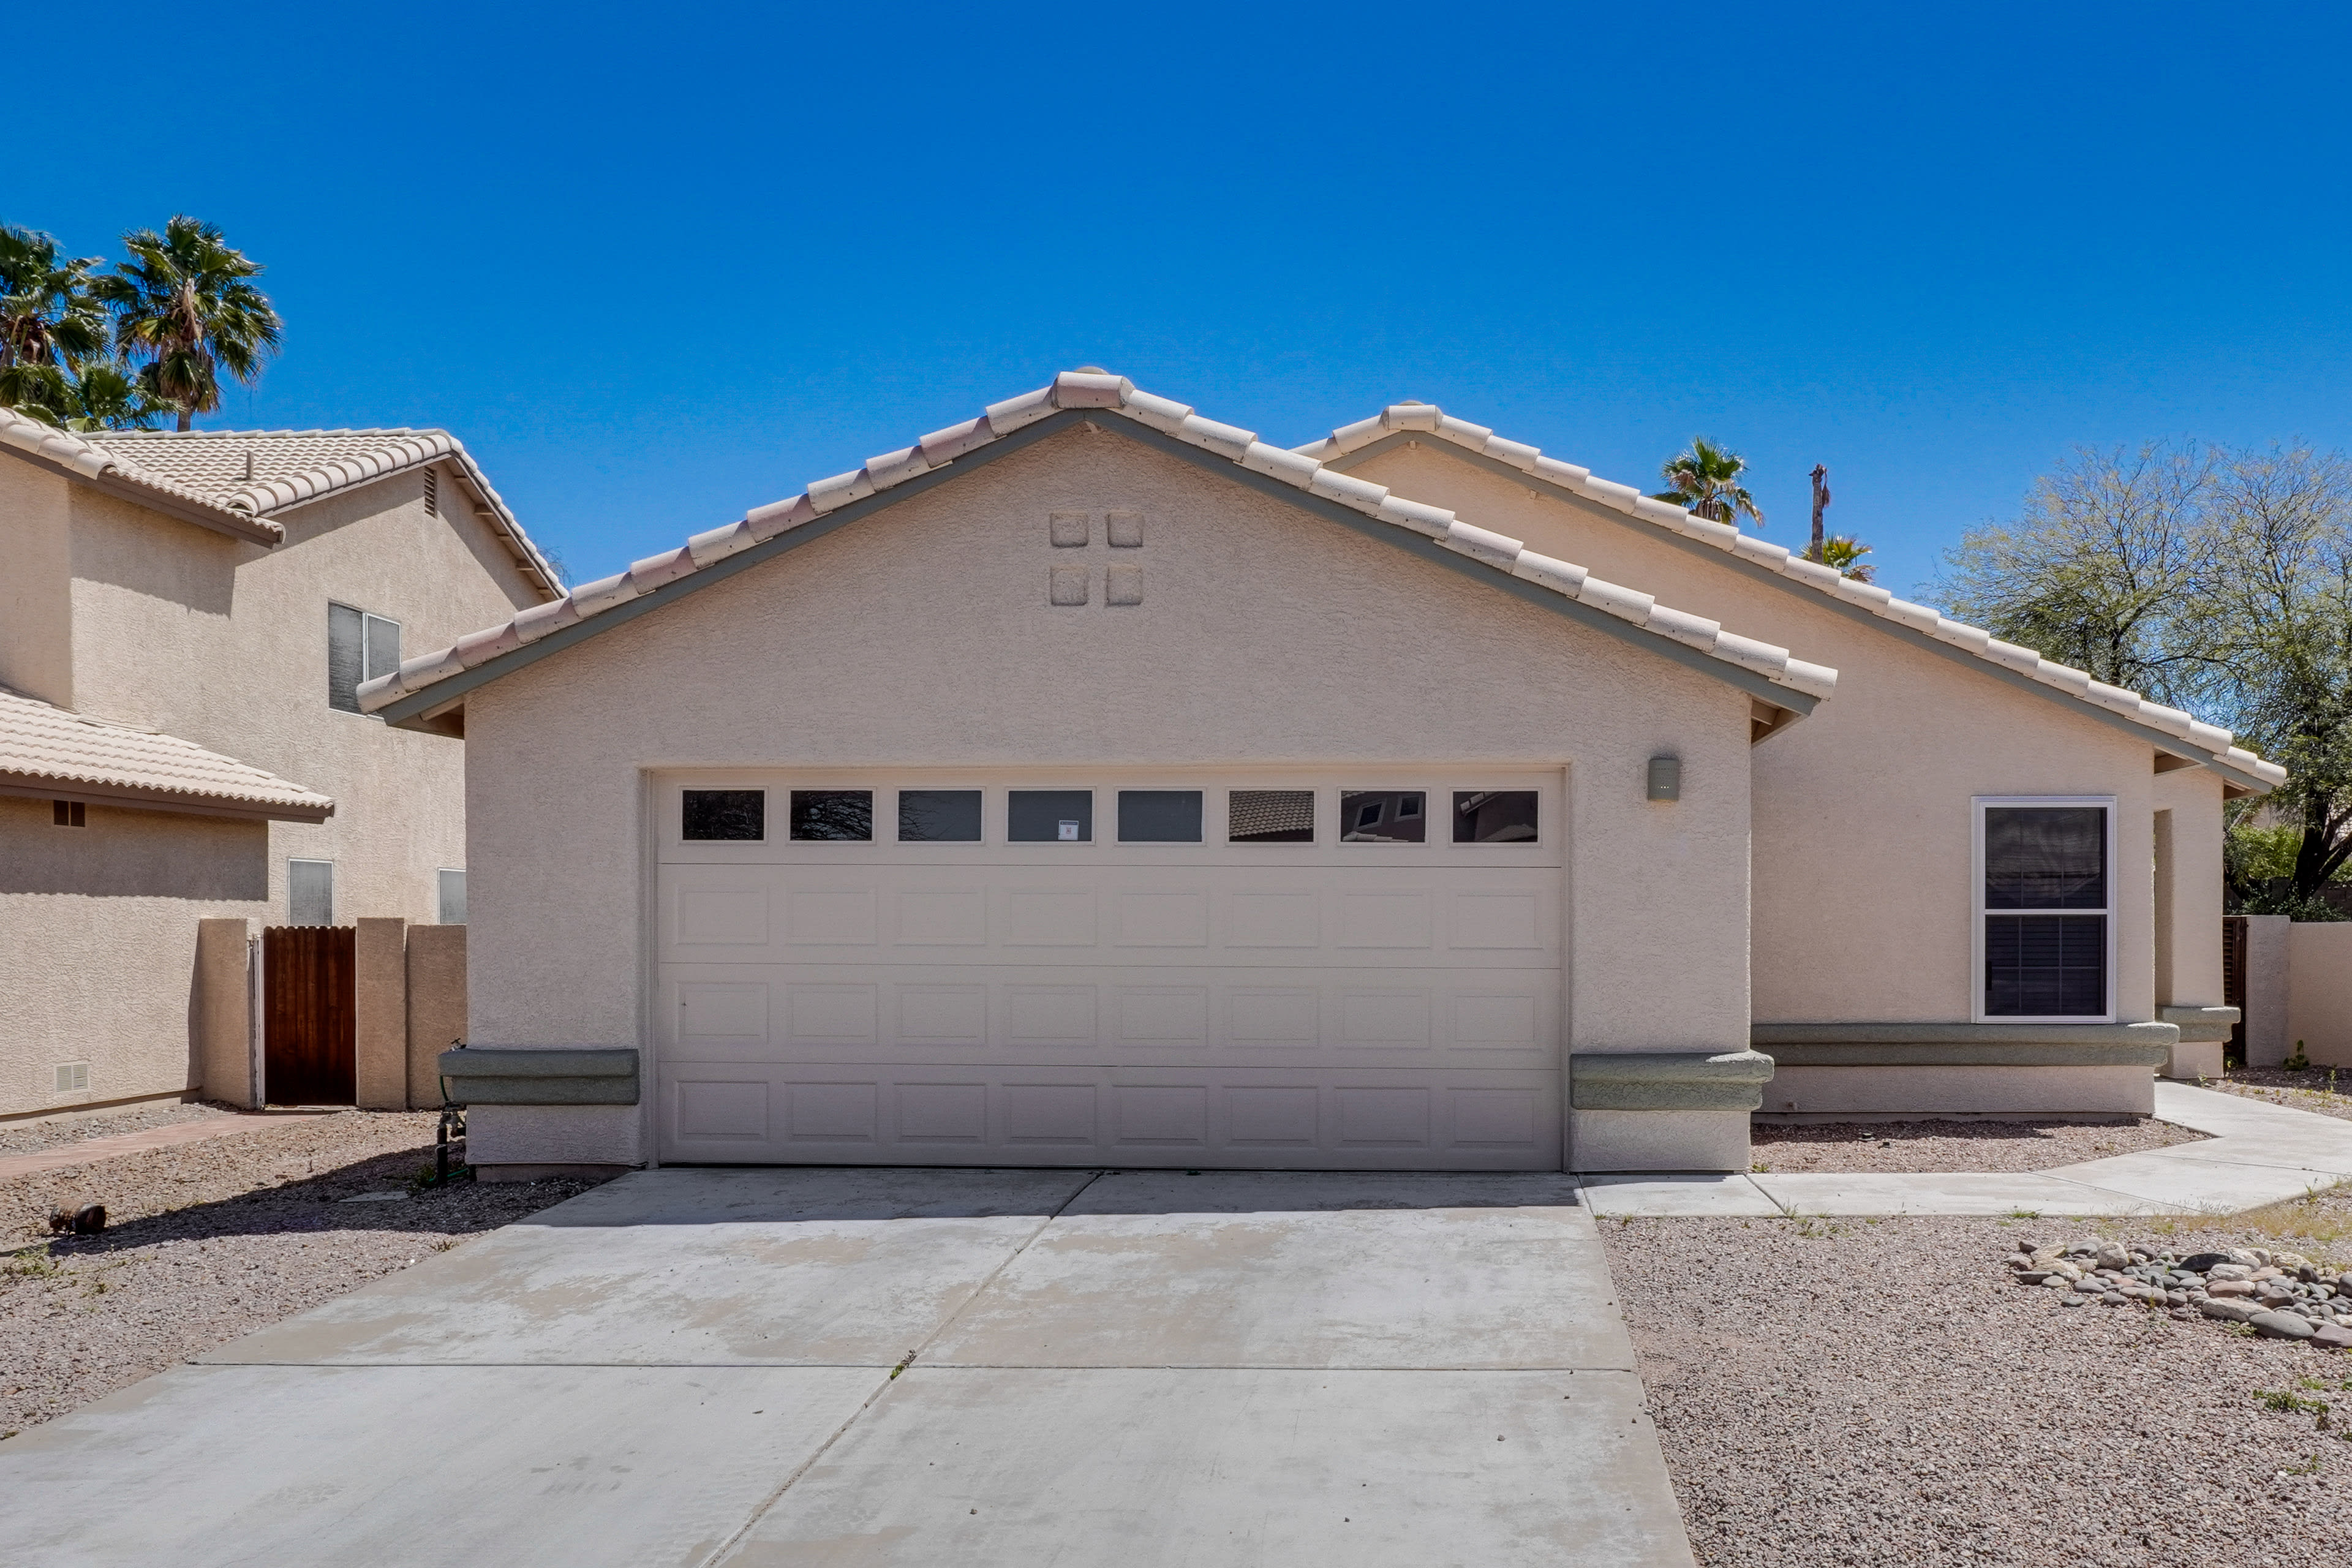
[[358, 371, 2278, 1176], [0, 408, 561, 1121]]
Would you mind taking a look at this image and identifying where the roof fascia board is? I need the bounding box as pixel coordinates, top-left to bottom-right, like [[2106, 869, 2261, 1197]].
[[0, 443, 279, 545], [376, 409, 1814, 729], [1327, 430, 2264, 790], [0, 773, 333, 823]]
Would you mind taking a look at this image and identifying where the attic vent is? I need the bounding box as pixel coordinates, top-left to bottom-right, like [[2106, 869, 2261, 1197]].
[[423, 467, 439, 516], [55, 1063, 89, 1094]]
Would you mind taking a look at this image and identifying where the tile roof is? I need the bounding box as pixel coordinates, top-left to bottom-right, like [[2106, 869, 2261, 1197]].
[[1297, 403, 2286, 794], [0, 687, 334, 821], [82, 427, 562, 598], [358, 371, 1841, 720], [0, 405, 279, 540]]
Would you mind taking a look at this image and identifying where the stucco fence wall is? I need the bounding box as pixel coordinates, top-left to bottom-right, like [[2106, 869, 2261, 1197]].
[[2256, 918, 2352, 1069]]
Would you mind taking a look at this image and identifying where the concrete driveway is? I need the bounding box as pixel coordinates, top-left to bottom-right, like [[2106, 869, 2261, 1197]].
[[2, 1168, 1695, 1567]]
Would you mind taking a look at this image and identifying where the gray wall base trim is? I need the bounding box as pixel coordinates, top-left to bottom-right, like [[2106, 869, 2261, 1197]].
[[2160, 1005, 2241, 1044], [1752, 1022, 2176, 1068], [1570, 1050, 1774, 1110], [438, 1047, 641, 1106]]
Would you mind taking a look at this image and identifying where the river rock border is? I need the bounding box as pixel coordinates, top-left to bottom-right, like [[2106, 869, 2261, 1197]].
[[2008, 1238, 2352, 1348]]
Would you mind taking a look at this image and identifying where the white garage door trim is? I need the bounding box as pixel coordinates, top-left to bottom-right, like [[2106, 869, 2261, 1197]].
[[650, 767, 1564, 1170]]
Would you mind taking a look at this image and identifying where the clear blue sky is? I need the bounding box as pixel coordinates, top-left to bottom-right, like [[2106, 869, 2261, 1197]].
[[14, 2, 2348, 600]]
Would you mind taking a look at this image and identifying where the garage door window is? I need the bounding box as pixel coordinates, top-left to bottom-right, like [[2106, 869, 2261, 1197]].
[[1229, 789, 1314, 843], [1455, 791, 1539, 844], [1976, 798, 2112, 1020], [1009, 790, 1093, 843], [1342, 791, 1425, 843], [791, 790, 873, 842], [683, 790, 764, 840], [1118, 790, 1202, 843], [899, 790, 982, 842]]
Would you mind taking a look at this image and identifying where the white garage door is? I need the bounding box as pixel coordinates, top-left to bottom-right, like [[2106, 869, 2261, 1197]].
[[654, 771, 1562, 1169]]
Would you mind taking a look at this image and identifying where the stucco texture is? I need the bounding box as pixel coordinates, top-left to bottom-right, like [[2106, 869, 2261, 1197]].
[[0, 454, 544, 1118], [461, 426, 1764, 1166], [1343, 443, 2182, 1028]]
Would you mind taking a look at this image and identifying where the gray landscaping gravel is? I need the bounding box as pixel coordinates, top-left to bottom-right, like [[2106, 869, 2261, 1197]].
[[0, 1109, 603, 1436], [2209, 1068, 2352, 1125], [1749, 1116, 2204, 1174], [1602, 1193, 2352, 1567], [0, 1098, 241, 1159]]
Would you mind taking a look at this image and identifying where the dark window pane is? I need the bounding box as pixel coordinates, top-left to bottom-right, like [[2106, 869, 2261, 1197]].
[[1229, 790, 1314, 843], [1985, 914, 2106, 1016], [1986, 807, 2106, 909], [1118, 790, 1202, 843], [1341, 791, 1425, 843], [900, 790, 982, 842], [288, 859, 334, 925], [791, 790, 873, 841], [327, 603, 363, 712], [363, 612, 401, 684], [1009, 790, 1092, 843], [1454, 791, 1539, 844], [683, 789, 764, 841]]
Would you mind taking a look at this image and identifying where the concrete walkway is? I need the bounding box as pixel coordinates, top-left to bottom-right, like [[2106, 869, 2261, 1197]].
[[0, 1168, 1696, 1568], [1584, 1083, 2352, 1218]]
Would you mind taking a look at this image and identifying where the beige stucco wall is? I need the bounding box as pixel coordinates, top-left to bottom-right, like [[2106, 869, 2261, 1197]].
[[2151, 765, 2227, 1008], [461, 426, 1764, 1166], [0, 454, 544, 1118], [0, 796, 268, 1113], [1342, 443, 2180, 1028], [0, 459, 75, 706], [2286, 923, 2352, 1068]]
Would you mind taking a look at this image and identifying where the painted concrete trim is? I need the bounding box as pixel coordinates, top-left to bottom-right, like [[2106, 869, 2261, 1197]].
[[437, 1046, 641, 1106], [1570, 1049, 1775, 1110], [2160, 1005, 2240, 1044], [1754, 1020, 2176, 1067], [371, 410, 1820, 731]]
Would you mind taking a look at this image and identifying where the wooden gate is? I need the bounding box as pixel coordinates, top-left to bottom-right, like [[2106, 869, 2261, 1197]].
[[2222, 914, 2248, 1060], [263, 925, 356, 1106]]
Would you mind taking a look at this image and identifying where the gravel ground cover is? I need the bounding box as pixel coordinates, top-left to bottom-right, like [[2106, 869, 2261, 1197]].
[[2206, 1068, 2352, 1125], [0, 1099, 241, 1159], [1748, 1117, 2205, 1174], [1602, 1186, 2352, 1567], [0, 1110, 602, 1437]]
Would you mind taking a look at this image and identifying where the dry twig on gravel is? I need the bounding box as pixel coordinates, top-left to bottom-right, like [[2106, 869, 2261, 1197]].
[[1747, 1117, 2204, 1174]]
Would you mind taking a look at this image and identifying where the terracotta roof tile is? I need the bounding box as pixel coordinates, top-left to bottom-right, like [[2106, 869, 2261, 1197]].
[[360, 372, 1844, 723], [0, 687, 333, 820], [1297, 404, 2286, 793]]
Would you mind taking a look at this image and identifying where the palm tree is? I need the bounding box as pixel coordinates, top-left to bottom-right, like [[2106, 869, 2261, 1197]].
[[97, 216, 282, 431], [1819, 533, 1875, 583], [0, 223, 108, 413], [50, 362, 168, 431], [1654, 438, 1766, 529]]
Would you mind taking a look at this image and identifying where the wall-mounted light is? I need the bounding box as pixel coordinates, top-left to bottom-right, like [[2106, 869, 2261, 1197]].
[[1646, 755, 1681, 802]]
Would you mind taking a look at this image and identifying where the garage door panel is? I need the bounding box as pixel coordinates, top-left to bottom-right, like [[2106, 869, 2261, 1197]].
[[658, 1063, 1559, 1169], [660, 865, 1558, 967], [659, 965, 1553, 1069]]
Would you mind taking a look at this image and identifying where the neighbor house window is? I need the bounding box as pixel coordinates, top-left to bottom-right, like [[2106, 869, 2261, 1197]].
[[52, 800, 86, 827], [437, 869, 467, 925], [288, 859, 335, 926], [1977, 799, 2113, 1020], [1341, 791, 1425, 843], [328, 603, 402, 713], [1454, 791, 1539, 844], [899, 790, 982, 842], [791, 790, 873, 841], [682, 789, 764, 841]]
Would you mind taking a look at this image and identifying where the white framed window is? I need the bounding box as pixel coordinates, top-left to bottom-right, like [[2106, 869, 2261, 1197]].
[[288, 858, 335, 926], [1973, 797, 2114, 1022], [328, 603, 402, 714]]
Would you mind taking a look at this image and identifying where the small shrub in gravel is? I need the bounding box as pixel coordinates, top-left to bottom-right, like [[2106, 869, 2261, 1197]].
[[2005, 1235, 2352, 1346]]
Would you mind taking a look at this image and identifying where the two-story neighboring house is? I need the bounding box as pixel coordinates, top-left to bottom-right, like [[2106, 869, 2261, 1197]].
[[0, 408, 562, 1121]]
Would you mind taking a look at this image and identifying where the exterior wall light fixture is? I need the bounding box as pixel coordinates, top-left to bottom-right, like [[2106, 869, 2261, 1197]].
[[1646, 755, 1681, 802]]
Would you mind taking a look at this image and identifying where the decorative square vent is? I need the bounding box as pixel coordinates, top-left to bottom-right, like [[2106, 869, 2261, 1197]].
[[1106, 509, 1144, 548], [1049, 567, 1091, 607], [1106, 564, 1143, 606], [1048, 511, 1090, 548], [54, 1063, 90, 1093]]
